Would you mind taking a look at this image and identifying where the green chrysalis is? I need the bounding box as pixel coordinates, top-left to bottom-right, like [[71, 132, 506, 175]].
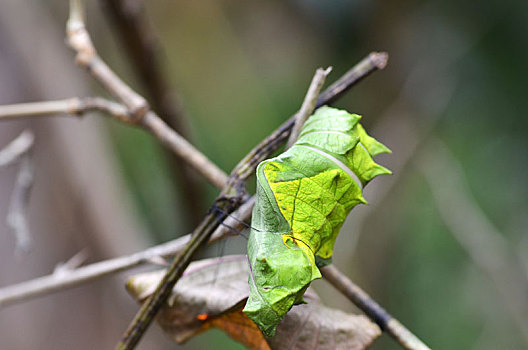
[[243, 106, 391, 337]]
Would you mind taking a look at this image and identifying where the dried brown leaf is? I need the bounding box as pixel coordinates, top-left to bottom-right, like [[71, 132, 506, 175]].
[[126, 255, 380, 350], [269, 294, 381, 350]]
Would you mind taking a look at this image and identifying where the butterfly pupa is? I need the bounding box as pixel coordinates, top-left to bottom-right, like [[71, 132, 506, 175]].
[[243, 106, 391, 337]]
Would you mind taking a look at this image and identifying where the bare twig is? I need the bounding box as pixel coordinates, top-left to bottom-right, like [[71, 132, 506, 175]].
[[139, 112, 227, 189], [321, 265, 431, 350], [0, 237, 188, 309], [0, 98, 129, 122], [286, 66, 332, 149], [419, 139, 528, 344], [0, 130, 34, 167], [53, 250, 90, 276], [66, 0, 228, 189]]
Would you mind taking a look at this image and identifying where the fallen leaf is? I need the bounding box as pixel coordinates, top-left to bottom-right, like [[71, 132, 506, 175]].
[[268, 294, 381, 350], [127, 255, 380, 349]]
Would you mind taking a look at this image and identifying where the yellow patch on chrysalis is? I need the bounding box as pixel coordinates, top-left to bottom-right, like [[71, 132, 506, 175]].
[[282, 235, 319, 278]]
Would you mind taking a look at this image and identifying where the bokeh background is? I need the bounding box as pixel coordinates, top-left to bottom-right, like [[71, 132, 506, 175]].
[[0, 0, 527, 349]]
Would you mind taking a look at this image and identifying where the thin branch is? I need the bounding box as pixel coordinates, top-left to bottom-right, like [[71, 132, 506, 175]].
[[53, 250, 90, 276], [0, 197, 254, 308], [0, 130, 34, 167], [321, 265, 431, 350], [286, 66, 332, 149], [139, 112, 227, 189], [66, 0, 228, 189], [0, 98, 129, 122], [0, 237, 186, 309]]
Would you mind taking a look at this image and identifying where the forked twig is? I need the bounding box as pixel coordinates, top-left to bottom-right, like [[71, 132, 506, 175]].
[[65, 0, 228, 189], [0, 98, 129, 123]]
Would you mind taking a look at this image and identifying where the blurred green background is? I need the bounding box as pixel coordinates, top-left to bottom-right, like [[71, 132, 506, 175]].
[[0, 0, 527, 349]]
